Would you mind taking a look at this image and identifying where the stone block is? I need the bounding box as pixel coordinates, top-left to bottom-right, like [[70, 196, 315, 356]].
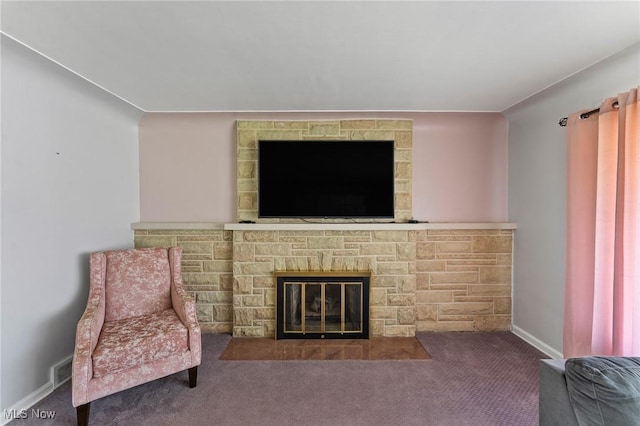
[[253, 307, 275, 320], [398, 307, 416, 325], [241, 231, 279, 243], [196, 291, 231, 304], [416, 242, 435, 259], [233, 276, 252, 294], [203, 260, 233, 273], [369, 320, 385, 337], [349, 130, 394, 140], [196, 305, 213, 322], [212, 305, 233, 322], [134, 236, 176, 248], [474, 316, 511, 331], [233, 308, 254, 326], [220, 274, 234, 291], [201, 323, 232, 334], [395, 162, 412, 180], [372, 276, 397, 288], [436, 241, 473, 253], [182, 273, 219, 286], [264, 289, 276, 306], [179, 241, 213, 255], [233, 244, 255, 262], [257, 128, 306, 140], [307, 122, 340, 136], [370, 288, 386, 306], [416, 260, 446, 272], [237, 262, 273, 275], [494, 297, 512, 314], [237, 161, 256, 179], [439, 302, 492, 316], [395, 193, 412, 211], [398, 276, 416, 293], [393, 130, 413, 147], [339, 120, 376, 129], [242, 295, 263, 307], [237, 121, 273, 130], [272, 121, 308, 129], [360, 243, 395, 256], [430, 272, 477, 284], [396, 243, 415, 261], [416, 290, 453, 304], [387, 294, 416, 306], [255, 243, 291, 256], [416, 304, 438, 321], [214, 243, 233, 260], [467, 284, 511, 297], [238, 192, 257, 210], [308, 237, 344, 249], [472, 236, 512, 253], [384, 325, 414, 337], [370, 306, 397, 319], [479, 266, 512, 284], [376, 262, 409, 275], [416, 273, 430, 290]]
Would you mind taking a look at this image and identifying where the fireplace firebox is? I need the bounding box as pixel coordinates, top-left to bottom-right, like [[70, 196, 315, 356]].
[[275, 272, 370, 339]]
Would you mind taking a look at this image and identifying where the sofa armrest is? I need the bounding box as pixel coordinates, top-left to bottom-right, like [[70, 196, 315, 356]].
[[539, 359, 579, 426]]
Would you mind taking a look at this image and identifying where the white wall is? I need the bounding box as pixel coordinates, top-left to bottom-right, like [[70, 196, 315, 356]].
[[505, 43, 640, 357], [0, 36, 142, 413]]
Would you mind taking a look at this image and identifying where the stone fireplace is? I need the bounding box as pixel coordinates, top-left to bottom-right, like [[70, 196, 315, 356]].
[[133, 119, 515, 338]]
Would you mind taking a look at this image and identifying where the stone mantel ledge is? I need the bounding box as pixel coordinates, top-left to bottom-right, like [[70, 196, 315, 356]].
[[131, 222, 517, 231]]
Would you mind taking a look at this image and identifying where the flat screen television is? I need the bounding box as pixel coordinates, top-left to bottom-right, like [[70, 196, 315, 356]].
[[258, 140, 395, 219]]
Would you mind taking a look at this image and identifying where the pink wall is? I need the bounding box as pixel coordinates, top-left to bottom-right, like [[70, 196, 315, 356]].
[[139, 112, 507, 222]]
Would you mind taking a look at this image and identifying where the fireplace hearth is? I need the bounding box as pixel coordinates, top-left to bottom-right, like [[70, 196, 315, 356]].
[[276, 272, 370, 339]]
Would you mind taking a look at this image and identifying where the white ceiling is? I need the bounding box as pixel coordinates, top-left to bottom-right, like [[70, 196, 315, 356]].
[[1, 1, 639, 112]]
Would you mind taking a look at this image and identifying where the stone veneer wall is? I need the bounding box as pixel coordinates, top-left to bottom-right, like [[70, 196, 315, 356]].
[[232, 229, 416, 337], [134, 227, 513, 337], [415, 229, 513, 332], [134, 229, 234, 333], [236, 119, 413, 222]]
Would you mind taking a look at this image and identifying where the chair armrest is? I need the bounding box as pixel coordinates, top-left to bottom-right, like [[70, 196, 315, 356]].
[[169, 247, 201, 364], [168, 247, 199, 328], [170, 275, 199, 328], [72, 252, 106, 407]]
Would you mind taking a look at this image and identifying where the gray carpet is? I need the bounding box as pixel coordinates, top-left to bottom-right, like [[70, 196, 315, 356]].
[[8, 332, 547, 426]]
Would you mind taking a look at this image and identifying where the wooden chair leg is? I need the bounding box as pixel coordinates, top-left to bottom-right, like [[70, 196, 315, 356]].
[[188, 366, 198, 388], [76, 403, 90, 426]]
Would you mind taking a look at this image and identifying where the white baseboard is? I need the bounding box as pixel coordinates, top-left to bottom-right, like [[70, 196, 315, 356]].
[[1, 382, 53, 426], [1, 354, 73, 426], [512, 326, 564, 359]]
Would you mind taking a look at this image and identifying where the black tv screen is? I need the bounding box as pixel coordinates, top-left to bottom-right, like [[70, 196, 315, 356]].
[[258, 140, 395, 219]]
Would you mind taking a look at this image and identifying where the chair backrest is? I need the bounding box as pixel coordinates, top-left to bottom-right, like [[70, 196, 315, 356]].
[[103, 248, 173, 322]]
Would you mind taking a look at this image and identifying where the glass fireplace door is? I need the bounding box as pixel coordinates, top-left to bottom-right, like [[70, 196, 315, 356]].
[[277, 272, 369, 339]]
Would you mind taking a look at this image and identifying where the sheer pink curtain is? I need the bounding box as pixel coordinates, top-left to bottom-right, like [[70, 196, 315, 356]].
[[564, 87, 639, 358]]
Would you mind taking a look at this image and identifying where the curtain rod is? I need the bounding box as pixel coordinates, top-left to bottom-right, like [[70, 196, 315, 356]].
[[558, 100, 619, 127]]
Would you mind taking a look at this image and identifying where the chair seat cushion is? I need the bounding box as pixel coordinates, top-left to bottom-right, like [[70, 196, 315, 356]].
[[92, 309, 189, 378]]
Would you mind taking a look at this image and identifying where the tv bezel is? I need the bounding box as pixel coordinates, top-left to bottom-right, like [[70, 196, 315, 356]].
[[257, 139, 395, 219]]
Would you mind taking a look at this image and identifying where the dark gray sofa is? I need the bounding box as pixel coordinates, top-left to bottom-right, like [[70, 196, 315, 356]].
[[539, 357, 640, 426]]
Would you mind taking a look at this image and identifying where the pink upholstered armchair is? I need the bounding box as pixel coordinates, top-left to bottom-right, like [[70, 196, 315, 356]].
[[72, 247, 201, 426]]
